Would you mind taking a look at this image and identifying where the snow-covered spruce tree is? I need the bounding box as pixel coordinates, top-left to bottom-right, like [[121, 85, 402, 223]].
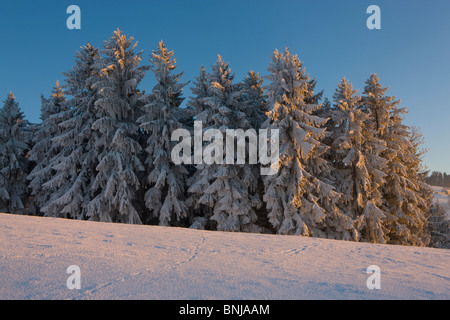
[[185, 65, 210, 228], [87, 29, 149, 224], [187, 66, 209, 117], [362, 74, 431, 246], [239, 70, 272, 231], [27, 81, 67, 215], [427, 203, 450, 249], [382, 106, 430, 246], [262, 48, 339, 237], [408, 126, 434, 207], [361, 74, 392, 137], [187, 56, 262, 232], [406, 126, 434, 244], [240, 70, 268, 130], [137, 41, 189, 226], [0, 93, 30, 214], [329, 77, 388, 242], [39, 43, 102, 220]]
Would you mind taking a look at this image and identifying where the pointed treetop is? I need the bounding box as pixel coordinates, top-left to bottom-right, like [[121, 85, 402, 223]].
[[63, 41, 101, 96], [39, 81, 67, 121], [210, 55, 234, 86], [119, 28, 137, 48], [362, 74, 401, 137], [154, 40, 174, 62], [268, 47, 308, 83], [333, 77, 360, 107], [3, 91, 19, 109], [364, 73, 390, 97], [188, 65, 209, 104], [150, 40, 177, 72], [1, 91, 25, 127], [51, 80, 66, 103], [271, 47, 303, 70], [101, 28, 145, 75]]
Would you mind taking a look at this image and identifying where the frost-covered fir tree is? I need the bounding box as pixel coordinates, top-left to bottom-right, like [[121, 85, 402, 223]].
[[0, 93, 30, 214], [39, 43, 102, 220], [408, 126, 434, 208], [185, 65, 210, 228], [239, 70, 272, 231], [262, 48, 338, 237], [187, 66, 209, 117], [362, 74, 431, 245], [187, 56, 262, 232], [87, 29, 148, 224], [408, 126, 429, 181], [361, 74, 392, 137], [381, 106, 430, 245], [27, 81, 67, 215], [240, 71, 267, 130], [329, 78, 388, 242], [406, 126, 434, 244], [427, 203, 450, 249], [137, 41, 189, 226]]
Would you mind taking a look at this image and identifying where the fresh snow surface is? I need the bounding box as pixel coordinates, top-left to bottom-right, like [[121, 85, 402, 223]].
[[0, 213, 449, 300]]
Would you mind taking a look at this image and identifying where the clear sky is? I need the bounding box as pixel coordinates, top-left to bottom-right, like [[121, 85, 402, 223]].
[[1, 0, 449, 173]]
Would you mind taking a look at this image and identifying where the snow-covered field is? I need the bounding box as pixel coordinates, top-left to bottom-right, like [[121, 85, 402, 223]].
[[433, 185, 450, 218], [0, 213, 448, 300]]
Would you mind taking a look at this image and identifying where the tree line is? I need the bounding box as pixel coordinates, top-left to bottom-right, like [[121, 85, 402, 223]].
[[0, 29, 448, 248], [426, 171, 450, 188]]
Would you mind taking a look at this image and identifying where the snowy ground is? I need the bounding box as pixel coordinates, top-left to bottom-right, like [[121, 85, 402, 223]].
[[433, 185, 450, 218], [0, 213, 448, 300]]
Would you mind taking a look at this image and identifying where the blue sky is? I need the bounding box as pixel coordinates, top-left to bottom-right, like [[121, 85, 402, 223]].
[[1, 0, 449, 172]]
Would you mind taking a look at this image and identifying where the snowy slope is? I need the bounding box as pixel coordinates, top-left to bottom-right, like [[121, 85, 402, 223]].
[[0, 213, 449, 300]]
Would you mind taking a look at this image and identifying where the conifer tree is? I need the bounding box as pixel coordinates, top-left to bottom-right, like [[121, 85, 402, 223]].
[[262, 48, 337, 237], [185, 65, 210, 228], [381, 106, 430, 245], [240, 70, 267, 129], [362, 74, 431, 245], [329, 78, 388, 242], [87, 29, 148, 224], [427, 203, 450, 249], [137, 41, 189, 226], [240, 70, 272, 231], [0, 93, 30, 214], [188, 56, 261, 232], [408, 126, 434, 222], [39, 43, 102, 219], [27, 81, 67, 215], [361, 74, 393, 137], [187, 66, 209, 118]]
